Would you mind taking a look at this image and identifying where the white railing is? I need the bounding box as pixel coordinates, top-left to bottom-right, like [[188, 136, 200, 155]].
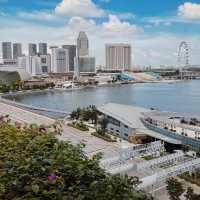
[[137, 151, 185, 171]]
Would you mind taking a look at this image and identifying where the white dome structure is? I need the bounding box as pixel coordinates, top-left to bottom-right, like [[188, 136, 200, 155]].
[[0, 66, 31, 85]]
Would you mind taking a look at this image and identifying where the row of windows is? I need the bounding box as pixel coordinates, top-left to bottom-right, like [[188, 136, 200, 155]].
[[107, 116, 120, 127], [109, 127, 129, 138]]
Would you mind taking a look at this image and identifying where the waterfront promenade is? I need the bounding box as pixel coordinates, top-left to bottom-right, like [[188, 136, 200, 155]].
[[0, 102, 54, 125], [0, 102, 122, 157]]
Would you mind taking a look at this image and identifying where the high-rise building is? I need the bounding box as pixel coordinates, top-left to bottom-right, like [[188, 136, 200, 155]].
[[13, 43, 22, 59], [62, 45, 76, 72], [2, 42, 12, 60], [105, 44, 132, 71], [74, 31, 95, 78], [78, 57, 96, 73], [77, 32, 89, 57], [24, 55, 51, 76], [29, 43, 37, 56], [39, 43, 47, 55], [51, 47, 69, 73]]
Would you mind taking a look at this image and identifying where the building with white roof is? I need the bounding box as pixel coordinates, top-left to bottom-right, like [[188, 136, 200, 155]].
[[97, 103, 182, 146]]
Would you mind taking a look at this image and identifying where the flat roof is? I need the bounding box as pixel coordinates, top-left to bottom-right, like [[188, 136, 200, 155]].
[[98, 103, 181, 145], [145, 111, 200, 132], [98, 103, 149, 129]]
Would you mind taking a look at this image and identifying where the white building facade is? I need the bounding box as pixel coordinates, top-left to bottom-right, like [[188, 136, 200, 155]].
[[51, 47, 69, 73], [18, 55, 51, 76]]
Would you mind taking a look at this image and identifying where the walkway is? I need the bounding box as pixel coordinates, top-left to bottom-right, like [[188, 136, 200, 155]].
[[60, 125, 123, 157], [0, 102, 54, 125], [0, 102, 122, 158]]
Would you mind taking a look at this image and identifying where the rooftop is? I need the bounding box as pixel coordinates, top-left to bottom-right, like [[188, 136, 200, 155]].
[[98, 103, 149, 129], [98, 103, 181, 145]]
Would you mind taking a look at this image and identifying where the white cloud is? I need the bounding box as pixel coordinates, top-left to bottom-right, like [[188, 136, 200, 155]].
[[178, 2, 200, 20], [18, 11, 62, 22], [55, 0, 106, 18], [0, 11, 200, 67], [102, 15, 141, 37]]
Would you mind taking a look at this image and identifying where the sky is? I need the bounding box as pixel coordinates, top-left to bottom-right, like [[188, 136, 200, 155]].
[[0, 0, 200, 67]]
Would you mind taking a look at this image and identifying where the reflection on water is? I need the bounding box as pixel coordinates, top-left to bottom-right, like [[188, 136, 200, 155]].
[[7, 80, 200, 115]]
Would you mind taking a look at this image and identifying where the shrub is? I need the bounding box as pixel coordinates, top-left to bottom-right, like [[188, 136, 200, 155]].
[[0, 121, 151, 199]]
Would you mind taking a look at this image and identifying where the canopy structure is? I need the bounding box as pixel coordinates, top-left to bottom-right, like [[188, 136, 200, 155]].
[[0, 66, 31, 85]]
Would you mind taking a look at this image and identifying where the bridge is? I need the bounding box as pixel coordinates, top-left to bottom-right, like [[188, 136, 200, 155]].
[[0, 98, 69, 119]]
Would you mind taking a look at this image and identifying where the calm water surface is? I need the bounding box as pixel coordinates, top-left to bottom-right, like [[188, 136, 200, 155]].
[[9, 80, 200, 115]]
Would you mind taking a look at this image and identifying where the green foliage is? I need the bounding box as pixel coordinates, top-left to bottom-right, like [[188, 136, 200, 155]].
[[92, 129, 117, 142], [0, 84, 10, 93], [68, 122, 89, 131], [70, 106, 98, 125], [183, 186, 200, 200], [0, 120, 149, 200], [98, 117, 109, 131], [166, 178, 184, 200], [0, 81, 55, 93], [179, 171, 200, 187], [142, 155, 154, 161]]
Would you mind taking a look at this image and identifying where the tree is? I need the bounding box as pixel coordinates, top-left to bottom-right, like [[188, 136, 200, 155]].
[[166, 178, 185, 200], [0, 118, 150, 200], [185, 187, 200, 200], [185, 187, 194, 200], [99, 117, 109, 131]]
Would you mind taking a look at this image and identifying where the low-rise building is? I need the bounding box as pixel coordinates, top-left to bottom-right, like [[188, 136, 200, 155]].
[[97, 103, 183, 147]]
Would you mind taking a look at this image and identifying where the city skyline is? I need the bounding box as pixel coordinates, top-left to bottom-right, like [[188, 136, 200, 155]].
[[0, 1, 200, 66]]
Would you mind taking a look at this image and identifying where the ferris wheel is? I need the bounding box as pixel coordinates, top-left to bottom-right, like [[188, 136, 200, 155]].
[[177, 41, 190, 69]]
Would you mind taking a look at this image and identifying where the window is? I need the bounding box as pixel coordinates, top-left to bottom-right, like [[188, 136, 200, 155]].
[[124, 133, 128, 137], [107, 116, 120, 127], [41, 58, 47, 63], [124, 125, 128, 128]]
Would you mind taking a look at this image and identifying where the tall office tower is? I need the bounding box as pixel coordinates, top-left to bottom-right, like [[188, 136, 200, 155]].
[[78, 57, 95, 73], [2, 42, 12, 59], [39, 43, 47, 55], [105, 44, 132, 71], [13, 43, 22, 59], [24, 55, 51, 76], [62, 45, 76, 71], [28, 43, 37, 56], [77, 31, 89, 57], [51, 47, 69, 73]]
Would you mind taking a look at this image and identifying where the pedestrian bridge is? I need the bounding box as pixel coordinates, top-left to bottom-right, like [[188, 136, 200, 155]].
[[136, 128, 182, 145]]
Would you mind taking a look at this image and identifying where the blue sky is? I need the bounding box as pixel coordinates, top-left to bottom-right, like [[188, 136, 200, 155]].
[[0, 0, 200, 66]]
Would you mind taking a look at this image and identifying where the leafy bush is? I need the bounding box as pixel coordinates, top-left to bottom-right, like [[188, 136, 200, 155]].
[[0, 121, 149, 200], [68, 122, 89, 131], [92, 129, 117, 142]]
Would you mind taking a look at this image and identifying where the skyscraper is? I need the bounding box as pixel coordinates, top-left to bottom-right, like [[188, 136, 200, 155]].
[[13, 43, 22, 59], [77, 32, 89, 57], [51, 47, 69, 73], [39, 43, 47, 55], [74, 31, 95, 78], [2, 42, 12, 59], [62, 45, 76, 71], [78, 57, 95, 73], [29, 43, 37, 56], [105, 44, 132, 71]]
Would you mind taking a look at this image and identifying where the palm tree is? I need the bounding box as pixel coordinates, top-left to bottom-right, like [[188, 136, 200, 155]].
[[166, 178, 184, 200], [99, 117, 109, 131]]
